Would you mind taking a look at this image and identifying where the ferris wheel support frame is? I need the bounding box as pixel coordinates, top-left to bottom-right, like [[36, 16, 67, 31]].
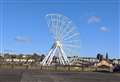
[[41, 41, 70, 66]]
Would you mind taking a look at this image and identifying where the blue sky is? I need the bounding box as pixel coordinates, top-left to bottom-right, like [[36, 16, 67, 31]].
[[0, 0, 119, 58]]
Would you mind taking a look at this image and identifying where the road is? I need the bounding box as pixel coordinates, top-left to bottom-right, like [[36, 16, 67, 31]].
[[0, 69, 120, 82]]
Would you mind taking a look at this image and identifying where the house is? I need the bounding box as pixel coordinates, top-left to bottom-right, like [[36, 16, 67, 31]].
[[95, 59, 113, 72]]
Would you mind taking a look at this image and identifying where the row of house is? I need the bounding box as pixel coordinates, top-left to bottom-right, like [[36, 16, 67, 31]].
[[0, 53, 45, 64], [0, 53, 120, 65]]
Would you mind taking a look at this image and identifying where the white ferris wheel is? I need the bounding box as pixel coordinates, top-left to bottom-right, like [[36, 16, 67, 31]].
[[41, 13, 80, 66]]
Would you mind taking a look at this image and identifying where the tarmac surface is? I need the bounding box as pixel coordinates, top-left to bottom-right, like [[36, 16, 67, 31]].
[[0, 69, 120, 82]]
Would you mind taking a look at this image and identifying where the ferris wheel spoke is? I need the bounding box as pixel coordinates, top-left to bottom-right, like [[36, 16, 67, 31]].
[[63, 39, 80, 43], [63, 33, 80, 41], [63, 40, 80, 45], [51, 24, 58, 38], [59, 19, 69, 32], [60, 21, 72, 37], [61, 27, 75, 40], [64, 44, 80, 48], [57, 15, 61, 34]]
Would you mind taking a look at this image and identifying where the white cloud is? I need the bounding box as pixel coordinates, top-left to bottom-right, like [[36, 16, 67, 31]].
[[87, 16, 109, 32], [15, 36, 32, 43], [88, 16, 101, 24], [100, 26, 109, 32]]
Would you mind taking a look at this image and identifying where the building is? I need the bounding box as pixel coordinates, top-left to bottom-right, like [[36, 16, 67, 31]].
[[69, 56, 99, 66], [95, 59, 113, 72], [112, 59, 120, 65]]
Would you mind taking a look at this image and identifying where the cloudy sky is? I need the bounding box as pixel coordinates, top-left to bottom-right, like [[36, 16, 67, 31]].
[[0, 0, 119, 58]]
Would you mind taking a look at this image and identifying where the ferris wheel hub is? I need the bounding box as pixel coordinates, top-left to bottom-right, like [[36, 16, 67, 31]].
[[55, 41, 62, 47]]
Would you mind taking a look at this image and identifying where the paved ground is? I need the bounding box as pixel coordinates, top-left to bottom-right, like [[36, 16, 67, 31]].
[[0, 69, 120, 82]]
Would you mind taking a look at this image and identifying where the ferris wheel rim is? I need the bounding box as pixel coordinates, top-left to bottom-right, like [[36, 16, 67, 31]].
[[46, 13, 80, 56]]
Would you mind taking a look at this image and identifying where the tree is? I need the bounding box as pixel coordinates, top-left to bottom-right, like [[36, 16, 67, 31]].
[[97, 53, 101, 60], [106, 52, 109, 60], [96, 53, 103, 61], [40, 54, 45, 61], [99, 55, 103, 61], [32, 53, 41, 62]]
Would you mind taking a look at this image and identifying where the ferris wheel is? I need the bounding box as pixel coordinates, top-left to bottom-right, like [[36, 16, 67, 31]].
[[41, 13, 80, 66]]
